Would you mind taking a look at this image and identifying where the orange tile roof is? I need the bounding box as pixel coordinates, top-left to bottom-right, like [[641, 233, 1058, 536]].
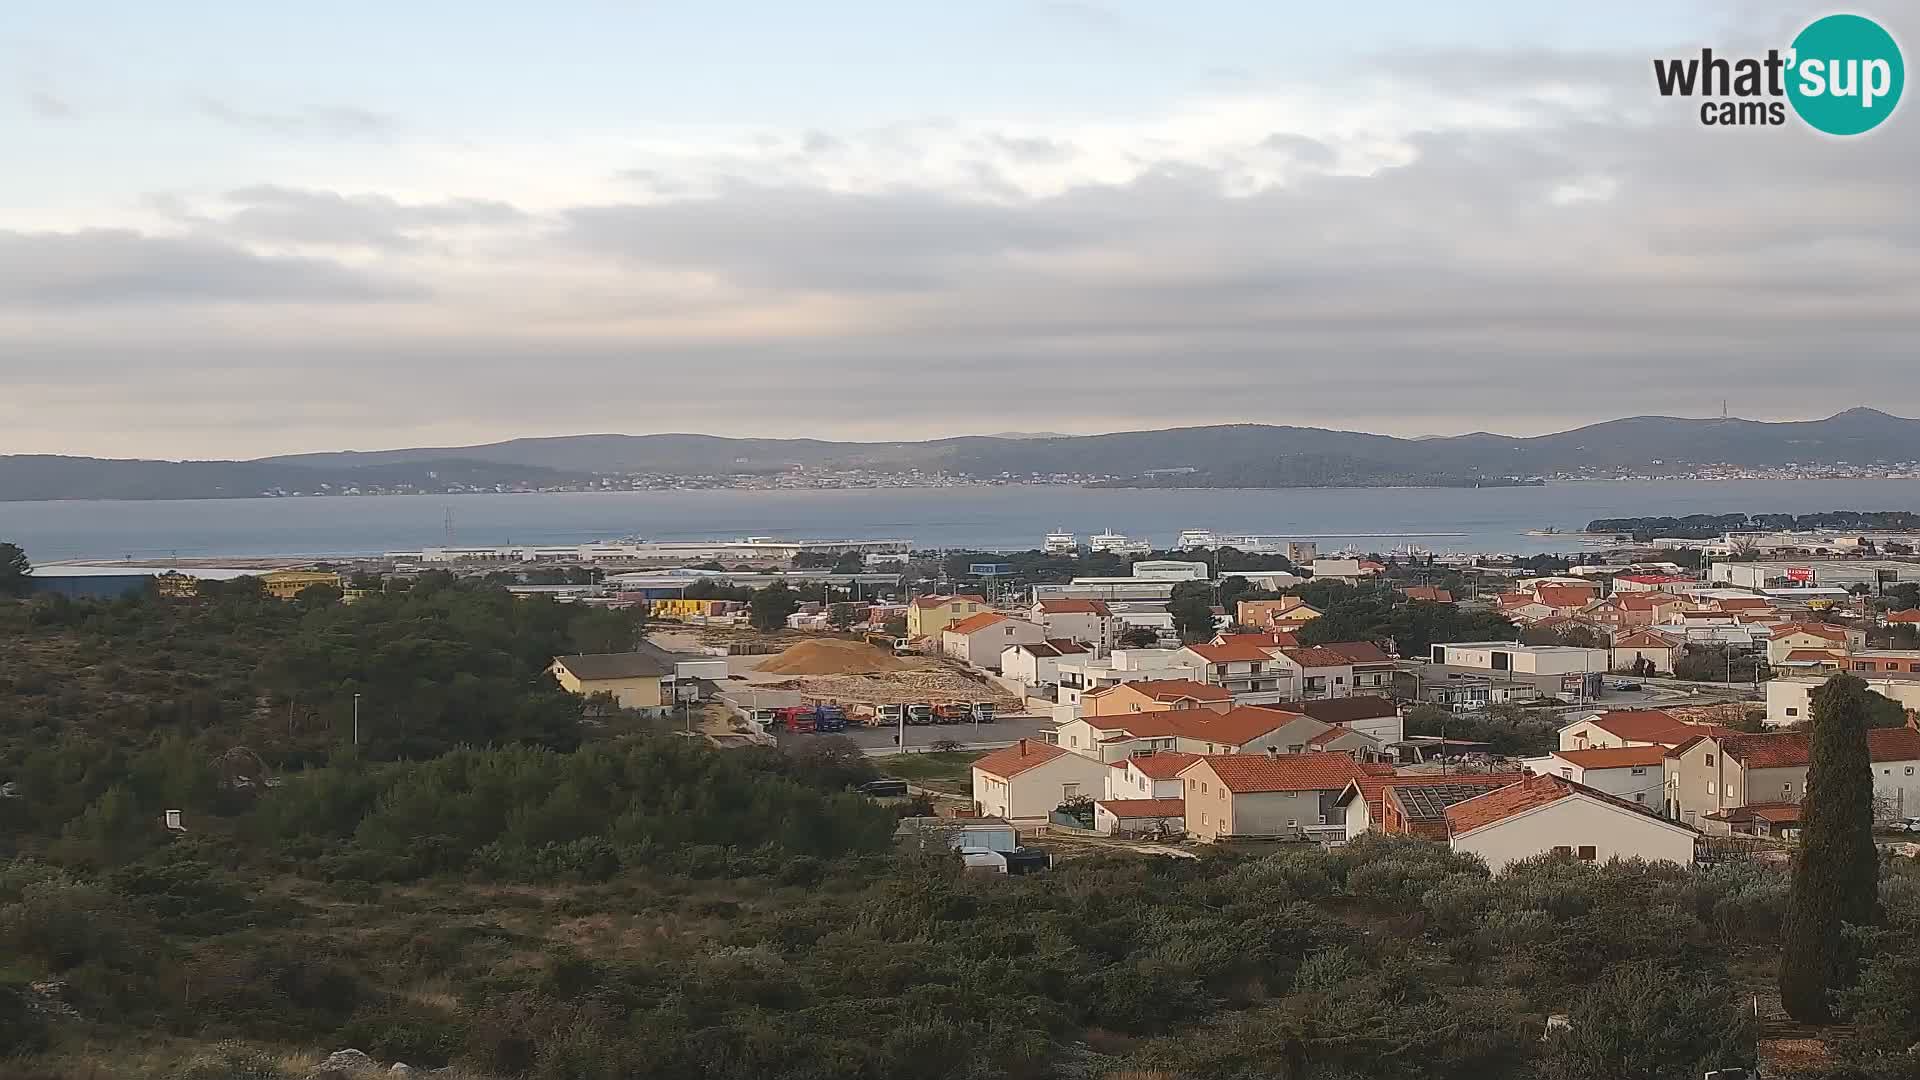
[[1037, 599, 1112, 615], [1444, 772, 1683, 835], [1088, 678, 1232, 703], [1582, 709, 1737, 745], [1713, 597, 1774, 611], [1535, 585, 1600, 608], [1550, 745, 1670, 769], [1280, 646, 1357, 668], [1888, 609, 1920, 624], [1782, 648, 1845, 663], [944, 611, 1008, 635], [1705, 801, 1802, 824], [1716, 727, 1920, 769], [1771, 622, 1848, 641], [1215, 630, 1301, 649], [1095, 797, 1187, 819], [1188, 753, 1365, 794], [1614, 594, 1674, 611], [1317, 640, 1393, 664], [1307, 725, 1372, 748], [1401, 586, 1454, 603], [1125, 751, 1202, 779], [972, 739, 1070, 780], [1185, 641, 1281, 663]]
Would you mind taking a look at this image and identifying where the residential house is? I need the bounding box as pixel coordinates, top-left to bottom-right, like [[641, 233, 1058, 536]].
[[1523, 745, 1668, 810], [1700, 802, 1801, 838], [1581, 592, 1684, 633], [971, 739, 1113, 824], [1053, 648, 1204, 707], [1887, 609, 1920, 627], [1843, 649, 1920, 677], [261, 570, 344, 600], [1296, 695, 1405, 743], [1309, 559, 1369, 583], [1236, 598, 1323, 631], [1557, 709, 1735, 752], [941, 613, 1045, 670], [1270, 646, 1358, 700], [1399, 586, 1454, 603], [1059, 705, 1333, 761], [1335, 772, 1525, 840], [1031, 599, 1120, 651], [1180, 753, 1367, 841], [1212, 629, 1301, 649], [906, 593, 989, 640], [1766, 622, 1866, 665], [1105, 750, 1202, 800], [1766, 674, 1920, 726], [1664, 725, 1920, 824], [1305, 725, 1389, 759], [1081, 678, 1233, 718], [1092, 798, 1186, 837], [1446, 773, 1699, 872], [1774, 649, 1847, 675], [1177, 640, 1294, 704], [1000, 639, 1089, 689], [895, 817, 1019, 853], [1611, 630, 1682, 674], [1316, 640, 1396, 694], [550, 652, 672, 714]]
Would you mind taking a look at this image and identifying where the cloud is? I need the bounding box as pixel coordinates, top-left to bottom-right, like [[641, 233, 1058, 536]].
[[4, 12, 1919, 455], [25, 90, 72, 118], [200, 186, 527, 251], [195, 98, 394, 137], [0, 229, 423, 306]]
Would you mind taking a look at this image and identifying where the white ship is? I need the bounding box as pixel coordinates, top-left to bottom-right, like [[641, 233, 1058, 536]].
[[1087, 529, 1150, 555], [1043, 528, 1078, 554], [1175, 528, 1220, 550]]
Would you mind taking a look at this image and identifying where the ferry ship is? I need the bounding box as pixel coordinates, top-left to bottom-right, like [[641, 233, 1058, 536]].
[[1175, 528, 1219, 550], [1087, 529, 1152, 555], [1043, 529, 1078, 554]]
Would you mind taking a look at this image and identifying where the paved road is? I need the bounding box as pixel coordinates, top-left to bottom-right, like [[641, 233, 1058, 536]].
[[775, 713, 1054, 753]]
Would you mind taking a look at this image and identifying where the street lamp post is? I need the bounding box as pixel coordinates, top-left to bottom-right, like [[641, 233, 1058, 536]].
[[352, 693, 361, 748]]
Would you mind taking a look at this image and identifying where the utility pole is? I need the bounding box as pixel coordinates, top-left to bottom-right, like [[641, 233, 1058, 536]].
[[352, 693, 362, 747]]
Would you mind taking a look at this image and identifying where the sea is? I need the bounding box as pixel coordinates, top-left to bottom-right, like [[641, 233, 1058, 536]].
[[9, 478, 1920, 564]]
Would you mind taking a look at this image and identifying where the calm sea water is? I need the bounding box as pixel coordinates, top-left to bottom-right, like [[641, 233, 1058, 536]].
[[8, 479, 1920, 564]]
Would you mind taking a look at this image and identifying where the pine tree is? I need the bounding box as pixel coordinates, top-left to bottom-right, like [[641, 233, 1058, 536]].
[[1779, 673, 1881, 1022]]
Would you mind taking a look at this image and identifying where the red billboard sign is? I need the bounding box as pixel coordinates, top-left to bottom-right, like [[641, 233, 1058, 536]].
[[1786, 567, 1814, 583]]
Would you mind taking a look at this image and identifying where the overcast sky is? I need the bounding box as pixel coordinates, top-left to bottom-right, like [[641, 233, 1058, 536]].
[[3, 1, 1915, 459]]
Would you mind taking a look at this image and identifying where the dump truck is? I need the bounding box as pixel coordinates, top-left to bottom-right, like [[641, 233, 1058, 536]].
[[906, 703, 935, 726]]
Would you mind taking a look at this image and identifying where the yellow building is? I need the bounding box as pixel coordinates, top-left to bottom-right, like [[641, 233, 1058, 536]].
[[261, 570, 343, 600], [906, 593, 989, 640], [650, 598, 743, 619], [550, 652, 673, 714]]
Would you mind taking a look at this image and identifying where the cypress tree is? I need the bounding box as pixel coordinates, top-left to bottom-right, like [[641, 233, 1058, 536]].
[[1778, 674, 1881, 1022]]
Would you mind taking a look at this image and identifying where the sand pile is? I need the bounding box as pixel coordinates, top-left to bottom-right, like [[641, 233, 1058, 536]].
[[758, 639, 907, 676]]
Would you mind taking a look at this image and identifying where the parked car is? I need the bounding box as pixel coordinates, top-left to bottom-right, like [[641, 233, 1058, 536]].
[[1610, 681, 1643, 692]]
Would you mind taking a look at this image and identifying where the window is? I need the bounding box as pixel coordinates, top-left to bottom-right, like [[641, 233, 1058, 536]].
[[1063, 783, 1080, 799], [1705, 754, 1714, 766], [1634, 793, 1646, 803], [1318, 814, 1328, 824], [1069, 735, 1078, 747], [1286, 818, 1297, 829], [1553, 845, 1572, 855], [1630, 766, 1646, 775], [1783, 783, 1793, 794], [1201, 812, 1208, 826], [1200, 782, 1208, 794], [1786, 708, 1799, 717], [1707, 781, 1716, 795], [1577, 845, 1597, 861]]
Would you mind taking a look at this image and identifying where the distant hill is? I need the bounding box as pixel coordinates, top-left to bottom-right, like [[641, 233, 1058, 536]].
[[4, 408, 1917, 500]]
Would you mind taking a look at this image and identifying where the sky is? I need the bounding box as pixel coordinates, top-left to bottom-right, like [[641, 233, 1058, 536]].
[[3, 1, 1916, 460]]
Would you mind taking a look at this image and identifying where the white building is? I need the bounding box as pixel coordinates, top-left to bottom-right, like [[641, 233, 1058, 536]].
[[1521, 746, 1668, 810], [1445, 774, 1698, 873], [1000, 639, 1090, 689], [1054, 648, 1204, 707], [1030, 599, 1120, 651], [941, 613, 1046, 670], [1129, 560, 1210, 581], [1768, 675, 1920, 727], [1310, 558, 1367, 582], [1429, 642, 1611, 676], [1104, 751, 1202, 800], [971, 739, 1113, 824], [1031, 578, 1177, 603]]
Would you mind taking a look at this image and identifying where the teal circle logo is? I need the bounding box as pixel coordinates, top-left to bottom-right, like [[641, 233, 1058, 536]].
[[1787, 14, 1904, 135]]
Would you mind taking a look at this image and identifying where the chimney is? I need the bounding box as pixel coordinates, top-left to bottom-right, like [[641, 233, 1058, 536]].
[[1018, 738, 1029, 756]]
